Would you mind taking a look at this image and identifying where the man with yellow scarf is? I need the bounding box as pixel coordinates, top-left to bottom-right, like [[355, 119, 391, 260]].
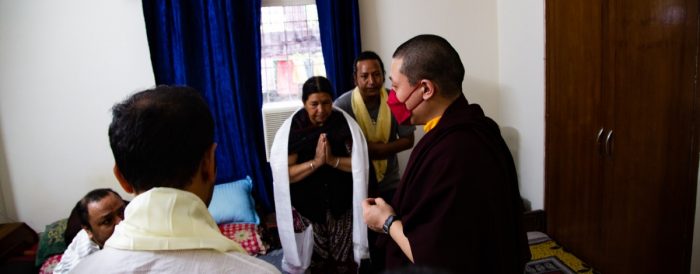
[[335, 51, 415, 273], [72, 86, 279, 274], [335, 51, 415, 203]]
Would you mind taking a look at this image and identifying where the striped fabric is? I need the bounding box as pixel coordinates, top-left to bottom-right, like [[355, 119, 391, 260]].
[[52, 230, 99, 274]]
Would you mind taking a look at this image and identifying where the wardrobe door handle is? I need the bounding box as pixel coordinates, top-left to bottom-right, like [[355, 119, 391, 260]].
[[596, 128, 605, 156], [605, 130, 614, 157]]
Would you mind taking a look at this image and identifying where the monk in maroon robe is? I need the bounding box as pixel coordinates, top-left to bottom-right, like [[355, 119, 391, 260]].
[[362, 34, 531, 273]]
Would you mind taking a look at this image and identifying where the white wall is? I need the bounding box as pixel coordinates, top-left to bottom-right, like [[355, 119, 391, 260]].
[[496, 0, 545, 210], [358, 0, 544, 210], [0, 0, 154, 231]]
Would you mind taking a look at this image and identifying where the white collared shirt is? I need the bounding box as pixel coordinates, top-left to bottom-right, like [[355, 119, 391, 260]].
[[53, 230, 99, 274]]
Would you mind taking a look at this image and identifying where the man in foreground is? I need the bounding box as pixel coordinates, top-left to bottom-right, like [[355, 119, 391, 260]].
[[72, 85, 278, 273]]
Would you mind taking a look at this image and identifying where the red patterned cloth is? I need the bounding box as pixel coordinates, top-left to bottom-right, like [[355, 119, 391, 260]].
[[218, 223, 267, 256], [39, 254, 62, 274]]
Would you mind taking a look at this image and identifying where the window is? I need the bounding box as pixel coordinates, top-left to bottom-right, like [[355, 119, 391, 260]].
[[260, 0, 326, 104]]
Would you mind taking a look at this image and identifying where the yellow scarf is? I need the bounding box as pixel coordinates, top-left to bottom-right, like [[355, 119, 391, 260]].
[[351, 87, 390, 182], [423, 115, 442, 133], [105, 187, 245, 253]]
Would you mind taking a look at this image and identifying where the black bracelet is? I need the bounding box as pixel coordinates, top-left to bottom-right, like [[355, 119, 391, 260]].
[[382, 215, 399, 234]]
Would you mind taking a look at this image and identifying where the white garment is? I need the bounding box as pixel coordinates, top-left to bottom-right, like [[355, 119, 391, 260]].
[[69, 248, 279, 274], [106, 187, 244, 252], [53, 230, 99, 274], [270, 107, 369, 274], [70, 187, 278, 274]]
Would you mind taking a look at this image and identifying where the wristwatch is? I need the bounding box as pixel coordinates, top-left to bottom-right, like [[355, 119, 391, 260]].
[[382, 215, 399, 234]]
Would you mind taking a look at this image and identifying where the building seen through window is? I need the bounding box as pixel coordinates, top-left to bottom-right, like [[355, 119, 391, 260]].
[[260, 2, 325, 104]]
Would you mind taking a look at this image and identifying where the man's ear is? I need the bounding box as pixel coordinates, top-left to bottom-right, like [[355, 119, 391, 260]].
[[421, 79, 436, 100], [113, 165, 134, 194]]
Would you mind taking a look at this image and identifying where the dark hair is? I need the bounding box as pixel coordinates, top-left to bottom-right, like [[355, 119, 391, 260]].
[[108, 85, 215, 192], [64, 188, 122, 243], [353, 51, 385, 76], [302, 76, 334, 103], [393, 34, 465, 97], [76, 189, 122, 229]]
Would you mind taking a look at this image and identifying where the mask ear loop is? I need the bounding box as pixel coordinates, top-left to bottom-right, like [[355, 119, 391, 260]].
[[405, 83, 426, 110]]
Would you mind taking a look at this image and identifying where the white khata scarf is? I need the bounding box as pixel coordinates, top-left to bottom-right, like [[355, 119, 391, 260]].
[[270, 107, 369, 274], [351, 87, 391, 182], [105, 187, 245, 253]]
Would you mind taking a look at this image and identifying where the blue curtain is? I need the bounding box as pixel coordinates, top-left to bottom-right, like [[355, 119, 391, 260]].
[[317, 0, 362, 98], [142, 0, 273, 211]]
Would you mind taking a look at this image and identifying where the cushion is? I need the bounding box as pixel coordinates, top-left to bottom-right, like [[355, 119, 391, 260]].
[[35, 219, 68, 267], [219, 223, 267, 256], [39, 254, 62, 274], [208, 176, 260, 224]]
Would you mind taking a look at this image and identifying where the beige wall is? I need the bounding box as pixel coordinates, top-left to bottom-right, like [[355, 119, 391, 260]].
[[358, 0, 545, 210], [0, 0, 154, 230], [0, 130, 10, 223]]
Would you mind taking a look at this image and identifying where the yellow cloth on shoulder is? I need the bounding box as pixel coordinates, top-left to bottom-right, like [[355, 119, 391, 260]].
[[351, 87, 391, 182], [105, 187, 245, 253], [423, 115, 442, 133]]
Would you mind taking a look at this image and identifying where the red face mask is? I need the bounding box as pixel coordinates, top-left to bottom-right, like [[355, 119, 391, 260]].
[[387, 86, 422, 125]]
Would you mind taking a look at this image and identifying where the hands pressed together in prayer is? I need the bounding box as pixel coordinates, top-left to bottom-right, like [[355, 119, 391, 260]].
[[312, 133, 341, 169], [289, 133, 349, 183]]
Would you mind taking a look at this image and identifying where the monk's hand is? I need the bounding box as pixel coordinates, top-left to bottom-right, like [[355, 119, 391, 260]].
[[362, 198, 395, 232]]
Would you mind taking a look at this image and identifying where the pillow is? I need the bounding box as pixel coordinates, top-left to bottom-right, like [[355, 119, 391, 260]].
[[39, 254, 63, 274], [208, 176, 260, 224], [219, 223, 267, 256], [35, 219, 68, 267]]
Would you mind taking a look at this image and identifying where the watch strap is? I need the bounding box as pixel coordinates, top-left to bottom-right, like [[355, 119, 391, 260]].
[[382, 215, 399, 234]]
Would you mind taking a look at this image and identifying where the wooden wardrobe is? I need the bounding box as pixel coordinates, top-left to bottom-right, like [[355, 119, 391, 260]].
[[545, 0, 699, 273]]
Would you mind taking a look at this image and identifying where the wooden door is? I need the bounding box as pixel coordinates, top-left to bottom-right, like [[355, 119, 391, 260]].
[[545, 0, 605, 263], [545, 0, 700, 273], [600, 0, 699, 273]]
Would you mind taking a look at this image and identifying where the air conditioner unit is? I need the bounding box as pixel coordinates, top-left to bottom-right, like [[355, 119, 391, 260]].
[[262, 101, 302, 161]]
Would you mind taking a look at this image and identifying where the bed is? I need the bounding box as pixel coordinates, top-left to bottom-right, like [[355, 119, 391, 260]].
[[522, 210, 597, 274]]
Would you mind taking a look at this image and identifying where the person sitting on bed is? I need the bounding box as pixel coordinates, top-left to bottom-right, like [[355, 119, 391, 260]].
[[71, 85, 279, 274], [53, 188, 126, 274], [287, 76, 358, 273], [361, 34, 531, 273]]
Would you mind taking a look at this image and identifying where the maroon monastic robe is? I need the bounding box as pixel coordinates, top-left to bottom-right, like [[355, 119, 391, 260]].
[[385, 95, 531, 273]]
